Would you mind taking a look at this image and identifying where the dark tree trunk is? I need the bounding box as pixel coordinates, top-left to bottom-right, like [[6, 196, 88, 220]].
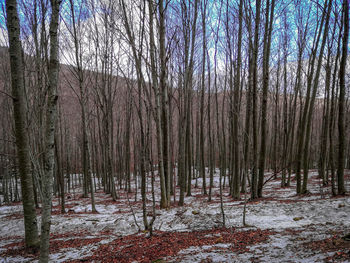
[[337, 0, 349, 195], [5, 0, 39, 249]]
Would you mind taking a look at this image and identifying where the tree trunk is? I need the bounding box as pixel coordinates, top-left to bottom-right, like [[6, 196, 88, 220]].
[[148, 0, 168, 208], [301, 0, 332, 193], [6, 0, 39, 249], [39, 0, 61, 261], [232, 0, 243, 199], [251, 0, 261, 200], [258, 0, 275, 198], [337, 0, 349, 195]]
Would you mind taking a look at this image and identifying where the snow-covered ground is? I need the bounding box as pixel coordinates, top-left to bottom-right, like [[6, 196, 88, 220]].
[[0, 170, 349, 262]]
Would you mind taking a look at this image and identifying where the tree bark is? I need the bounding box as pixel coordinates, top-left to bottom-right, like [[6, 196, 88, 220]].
[[251, 0, 261, 200], [258, 0, 275, 198], [39, 0, 61, 261], [337, 0, 349, 195], [6, 0, 39, 249], [232, 0, 243, 199]]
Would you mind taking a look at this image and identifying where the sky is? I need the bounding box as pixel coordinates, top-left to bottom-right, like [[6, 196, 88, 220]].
[[0, 0, 348, 74]]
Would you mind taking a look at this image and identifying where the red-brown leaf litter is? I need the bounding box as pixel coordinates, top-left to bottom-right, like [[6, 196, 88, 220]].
[[304, 234, 350, 263], [0, 231, 96, 259], [70, 228, 273, 263]]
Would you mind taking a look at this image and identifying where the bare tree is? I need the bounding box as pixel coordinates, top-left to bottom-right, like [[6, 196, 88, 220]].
[[337, 0, 349, 195], [257, 0, 275, 198], [39, 0, 61, 261], [250, 0, 261, 200], [5, 0, 39, 249]]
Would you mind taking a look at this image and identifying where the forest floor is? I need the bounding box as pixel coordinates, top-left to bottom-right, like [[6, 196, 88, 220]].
[[0, 170, 350, 262]]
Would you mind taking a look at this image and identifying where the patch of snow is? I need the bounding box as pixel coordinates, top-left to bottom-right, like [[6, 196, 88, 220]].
[[1, 170, 350, 262]]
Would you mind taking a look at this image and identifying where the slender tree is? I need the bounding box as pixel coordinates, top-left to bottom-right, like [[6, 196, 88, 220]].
[[39, 0, 61, 261], [250, 0, 261, 200], [258, 0, 275, 198], [337, 0, 349, 195], [232, 0, 243, 199]]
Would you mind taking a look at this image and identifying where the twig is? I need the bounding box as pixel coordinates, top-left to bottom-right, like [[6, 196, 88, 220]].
[[126, 190, 141, 232], [0, 90, 16, 100], [263, 174, 276, 186]]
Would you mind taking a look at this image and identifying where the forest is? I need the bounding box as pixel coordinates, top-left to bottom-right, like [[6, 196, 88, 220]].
[[0, 0, 349, 262]]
